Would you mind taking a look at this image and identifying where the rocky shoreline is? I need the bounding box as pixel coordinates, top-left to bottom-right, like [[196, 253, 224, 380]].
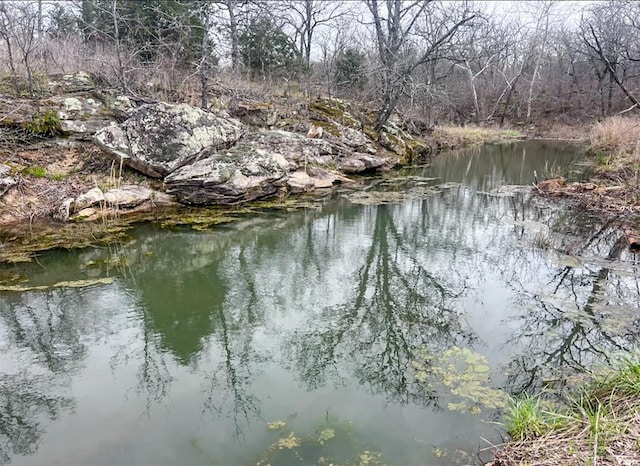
[[1, 73, 445, 262]]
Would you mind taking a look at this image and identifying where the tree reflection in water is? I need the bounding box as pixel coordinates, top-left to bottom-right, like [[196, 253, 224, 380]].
[[288, 203, 476, 407], [0, 290, 88, 462], [502, 214, 640, 393], [126, 228, 266, 440]]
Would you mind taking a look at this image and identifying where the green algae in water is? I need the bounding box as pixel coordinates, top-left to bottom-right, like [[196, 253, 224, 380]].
[[0, 225, 133, 264], [256, 417, 384, 466], [158, 196, 325, 231], [0, 277, 114, 291], [0, 270, 28, 284], [413, 346, 509, 414], [317, 428, 335, 444], [267, 420, 288, 431], [342, 185, 440, 205]]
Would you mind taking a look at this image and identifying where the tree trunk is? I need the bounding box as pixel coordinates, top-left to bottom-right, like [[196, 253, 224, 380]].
[[227, 0, 240, 70]]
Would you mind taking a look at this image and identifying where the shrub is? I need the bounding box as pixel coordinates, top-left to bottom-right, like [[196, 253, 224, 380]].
[[21, 110, 63, 137]]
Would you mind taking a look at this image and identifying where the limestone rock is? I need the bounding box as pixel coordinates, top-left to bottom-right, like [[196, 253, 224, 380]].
[[378, 123, 430, 160], [231, 102, 278, 127], [164, 129, 338, 205], [307, 124, 324, 138], [0, 97, 38, 125], [165, 148, 288, 205], [287, 168, 343, 192], [54, 198, 75, 221], [0, 164, 16, 198], [287, 170, 316, 191], [104, 185, 153, 208], [51, 94, 114, 139], [0, 92, 117, 140], [339, 153, 388, 174], [237, 130, 344, 167], [165, 128, 385, 205], [340, 126, 376, 153], [46, 72, 94, 93], [74, 187, 105, 211], [74, 207, 100, 221], [94, 102, 245, 178]]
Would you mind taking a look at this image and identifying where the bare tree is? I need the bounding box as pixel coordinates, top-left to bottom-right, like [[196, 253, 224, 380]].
[[209, 0, 267, 72], [522, 1, 557, 123], [282, 0, 349, 67], [212, 0, 243, 70], [580, 0, 640, 115], [364, 0, 477, 131], [451, 14, 508, 124], [0, 1, 41, 95]]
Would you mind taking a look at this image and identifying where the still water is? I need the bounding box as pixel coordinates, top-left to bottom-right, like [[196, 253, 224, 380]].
[[1, 141, 639, 465]]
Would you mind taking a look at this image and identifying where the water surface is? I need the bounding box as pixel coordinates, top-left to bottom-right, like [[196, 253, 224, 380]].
[[1, 141, 639, 465]]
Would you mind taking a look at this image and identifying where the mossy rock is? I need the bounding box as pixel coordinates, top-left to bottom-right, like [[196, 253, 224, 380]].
[[309, 97, 363, 129], [379, 125, 432, 164]]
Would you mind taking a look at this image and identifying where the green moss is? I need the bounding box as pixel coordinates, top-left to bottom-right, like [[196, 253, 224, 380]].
[[0, 223, 133, 264], [0, 188, 329, 264], [0, 277, 115, 292], [159, 208, 239, 230], [23, 166, 47, 178], [309, 98, 361, 129], [405, 138, 434, 164]]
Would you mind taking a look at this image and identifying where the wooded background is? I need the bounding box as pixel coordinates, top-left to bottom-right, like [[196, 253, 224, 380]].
[[1, 0, 639, 131]]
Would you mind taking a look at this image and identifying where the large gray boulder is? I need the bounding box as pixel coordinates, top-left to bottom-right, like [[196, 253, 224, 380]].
[[165, 147, 289, 205], [237, 130, 345, 167], [94, 102, 245, 178], [165, 129, 389, 205]]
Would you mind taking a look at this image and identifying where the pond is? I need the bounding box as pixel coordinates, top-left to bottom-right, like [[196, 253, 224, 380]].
[[1, 140, 639, 465]]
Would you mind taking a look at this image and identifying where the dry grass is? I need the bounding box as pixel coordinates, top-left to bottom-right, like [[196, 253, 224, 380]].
[[431, 125, 523, 149], [543, 122, 590, 141], [589, 116, 640, 159], [535, 116, 640, 215], [590, 117, 640, 185]]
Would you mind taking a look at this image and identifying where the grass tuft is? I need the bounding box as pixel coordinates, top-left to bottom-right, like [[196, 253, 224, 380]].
[[505, 396, 548, 441], [497, 355, 640, 465], [23, 165, 47, 178]]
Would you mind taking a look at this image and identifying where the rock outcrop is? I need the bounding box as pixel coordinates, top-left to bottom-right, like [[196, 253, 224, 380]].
[[51, 95, 114, 139], [164, 129, 390, 205], [55, 185, 177, 222], [0, 73, 135, 141], [230, 102, 278, 127], [94, 102, 245, 178]]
